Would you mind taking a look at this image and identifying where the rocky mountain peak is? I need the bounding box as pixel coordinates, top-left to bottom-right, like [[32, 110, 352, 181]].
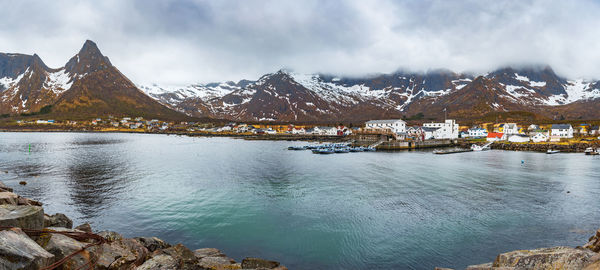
[[64, 40, 112, 75]]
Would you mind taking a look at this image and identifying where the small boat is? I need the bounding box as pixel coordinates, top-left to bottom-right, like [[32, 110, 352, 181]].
[[471, 144, 490, 151], [547, 149, 560, 154], [313, 148, 334, 154], [334, 147, 349, 153], [364, 147, 377, 152], [585, 147, 599, 155], [349, 147, 365, 152], [288, 146, 307, 150]]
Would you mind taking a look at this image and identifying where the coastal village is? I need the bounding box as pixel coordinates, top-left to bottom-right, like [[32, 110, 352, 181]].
[[9, 116, 600, 144]]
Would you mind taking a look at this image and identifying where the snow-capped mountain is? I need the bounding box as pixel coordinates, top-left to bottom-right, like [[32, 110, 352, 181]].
[[0, 40, 189, 120], [140, 67, 600, 122]]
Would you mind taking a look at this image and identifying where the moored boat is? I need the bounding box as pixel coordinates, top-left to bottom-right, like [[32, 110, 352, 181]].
[[313, 148, 335, 154], [334, 147, 350, 153], [547, 149, 560, 154], [364, 146, 377, 152], [585, 147, 599, 155], [349, 147, 365, 152], [288, 146, 307, 150]]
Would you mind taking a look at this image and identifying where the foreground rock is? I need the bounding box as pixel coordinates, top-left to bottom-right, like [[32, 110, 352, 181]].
[[44, 212, 73, 228], [242, 257, 286, 269], [135, 236, 172, 252], [585, 229, 600, 252], [463, 246, 600, 270], [75, 222, 93, 233], [91, 231, 149, 269], [0, 191, 42, 206], [0, 227, 54, 269], [0, 181, 13, 192], [37, 233, 94, 269], [0, 204, 44, 231]]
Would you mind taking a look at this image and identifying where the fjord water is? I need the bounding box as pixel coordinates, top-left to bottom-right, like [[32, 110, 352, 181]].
[[1, 133, 599, 269]]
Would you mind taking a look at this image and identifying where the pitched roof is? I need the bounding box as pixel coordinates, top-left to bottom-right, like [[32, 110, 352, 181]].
[[365, 119, 405, 124], [551, 124, 572, 129], [487, 132, 504, 138]]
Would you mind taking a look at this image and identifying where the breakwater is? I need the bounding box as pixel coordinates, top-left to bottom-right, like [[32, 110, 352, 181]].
[[489, 142, 600, 153]]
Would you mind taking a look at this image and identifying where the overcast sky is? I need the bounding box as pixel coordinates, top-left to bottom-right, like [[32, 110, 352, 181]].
[[1, 0, 599, 85]]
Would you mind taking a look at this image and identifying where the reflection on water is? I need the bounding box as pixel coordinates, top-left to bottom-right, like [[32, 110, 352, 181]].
[[0, 132, 599, 269], [65, 150, 130, 219]]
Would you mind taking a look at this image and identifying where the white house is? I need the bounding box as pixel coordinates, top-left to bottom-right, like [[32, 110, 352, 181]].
[[508, 134, 530, 142], [550, 124, 573, 139], [313, 126, 338, 136], [531, 132, 549, 143], [423, 119, 459, 139], [365, 119, 407, 133], [407, 126, 435, 140], [291, 127, 306, 134], [468, 128, 488, 138], [502, 123, 520, 135], [487, 132, 506, 142]]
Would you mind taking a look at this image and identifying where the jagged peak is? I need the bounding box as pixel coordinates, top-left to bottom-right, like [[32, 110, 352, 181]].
[[64, 40, 112, 75]]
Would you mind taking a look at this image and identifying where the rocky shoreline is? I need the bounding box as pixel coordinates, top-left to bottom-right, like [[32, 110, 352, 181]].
[[456, 141, 600, 153], [0, 181, 287, 270]]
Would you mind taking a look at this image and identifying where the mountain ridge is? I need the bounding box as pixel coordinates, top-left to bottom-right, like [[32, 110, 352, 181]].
[[0, 40, 192, 121], [141, 67, 600, 122]]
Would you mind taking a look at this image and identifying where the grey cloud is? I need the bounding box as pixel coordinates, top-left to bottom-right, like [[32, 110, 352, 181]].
[[0, 0, 599, 85]]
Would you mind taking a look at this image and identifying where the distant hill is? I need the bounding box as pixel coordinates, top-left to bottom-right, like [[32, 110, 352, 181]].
[[0, 40, 191, 121], [141, 67, 600, 123]]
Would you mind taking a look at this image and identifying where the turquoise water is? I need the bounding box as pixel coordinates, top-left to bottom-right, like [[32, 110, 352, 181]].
[[1, 132, 599, 269]]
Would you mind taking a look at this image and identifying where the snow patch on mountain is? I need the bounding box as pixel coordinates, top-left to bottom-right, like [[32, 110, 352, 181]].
[[544, 79, 600, 105], [139, 82, 240, 105], [514, 73, 547, 88], [44, 69, 73, 94]]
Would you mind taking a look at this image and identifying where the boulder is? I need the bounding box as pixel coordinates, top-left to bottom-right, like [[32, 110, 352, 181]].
[[75, 222, 93, 233], [0, 204, 44, 231], [134, 236, 171, 252], [583, 254, 600, 270], [241, 257, 281, 269], [584, 229, 600, 252], [44, 213, 73, 229], [16, 196, 43, 206], [0, 181, 13, 192], [89, 233, 149, 269], [153, 244, 201, 269], [493, 246, 597, 269], [465, 262, 493, 270], [0, 191, 18, 205], [135, 254, 179, 270], [98, 230, 124, 241], [194, 248, 226, 259], [198, 256, 239, 270], [39, 233, 94, 269], [0, 227, 55, 270]]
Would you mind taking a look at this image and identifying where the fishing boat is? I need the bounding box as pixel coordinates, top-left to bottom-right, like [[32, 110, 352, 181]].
[[364, 146, 377, 152], [312, 148, 334, 154], [547, 149, 560, 154], [585, 147, 599, 155], [334, 147, 350, 153], [288, 146, 307, 150], [349, 147, 365, 152]]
